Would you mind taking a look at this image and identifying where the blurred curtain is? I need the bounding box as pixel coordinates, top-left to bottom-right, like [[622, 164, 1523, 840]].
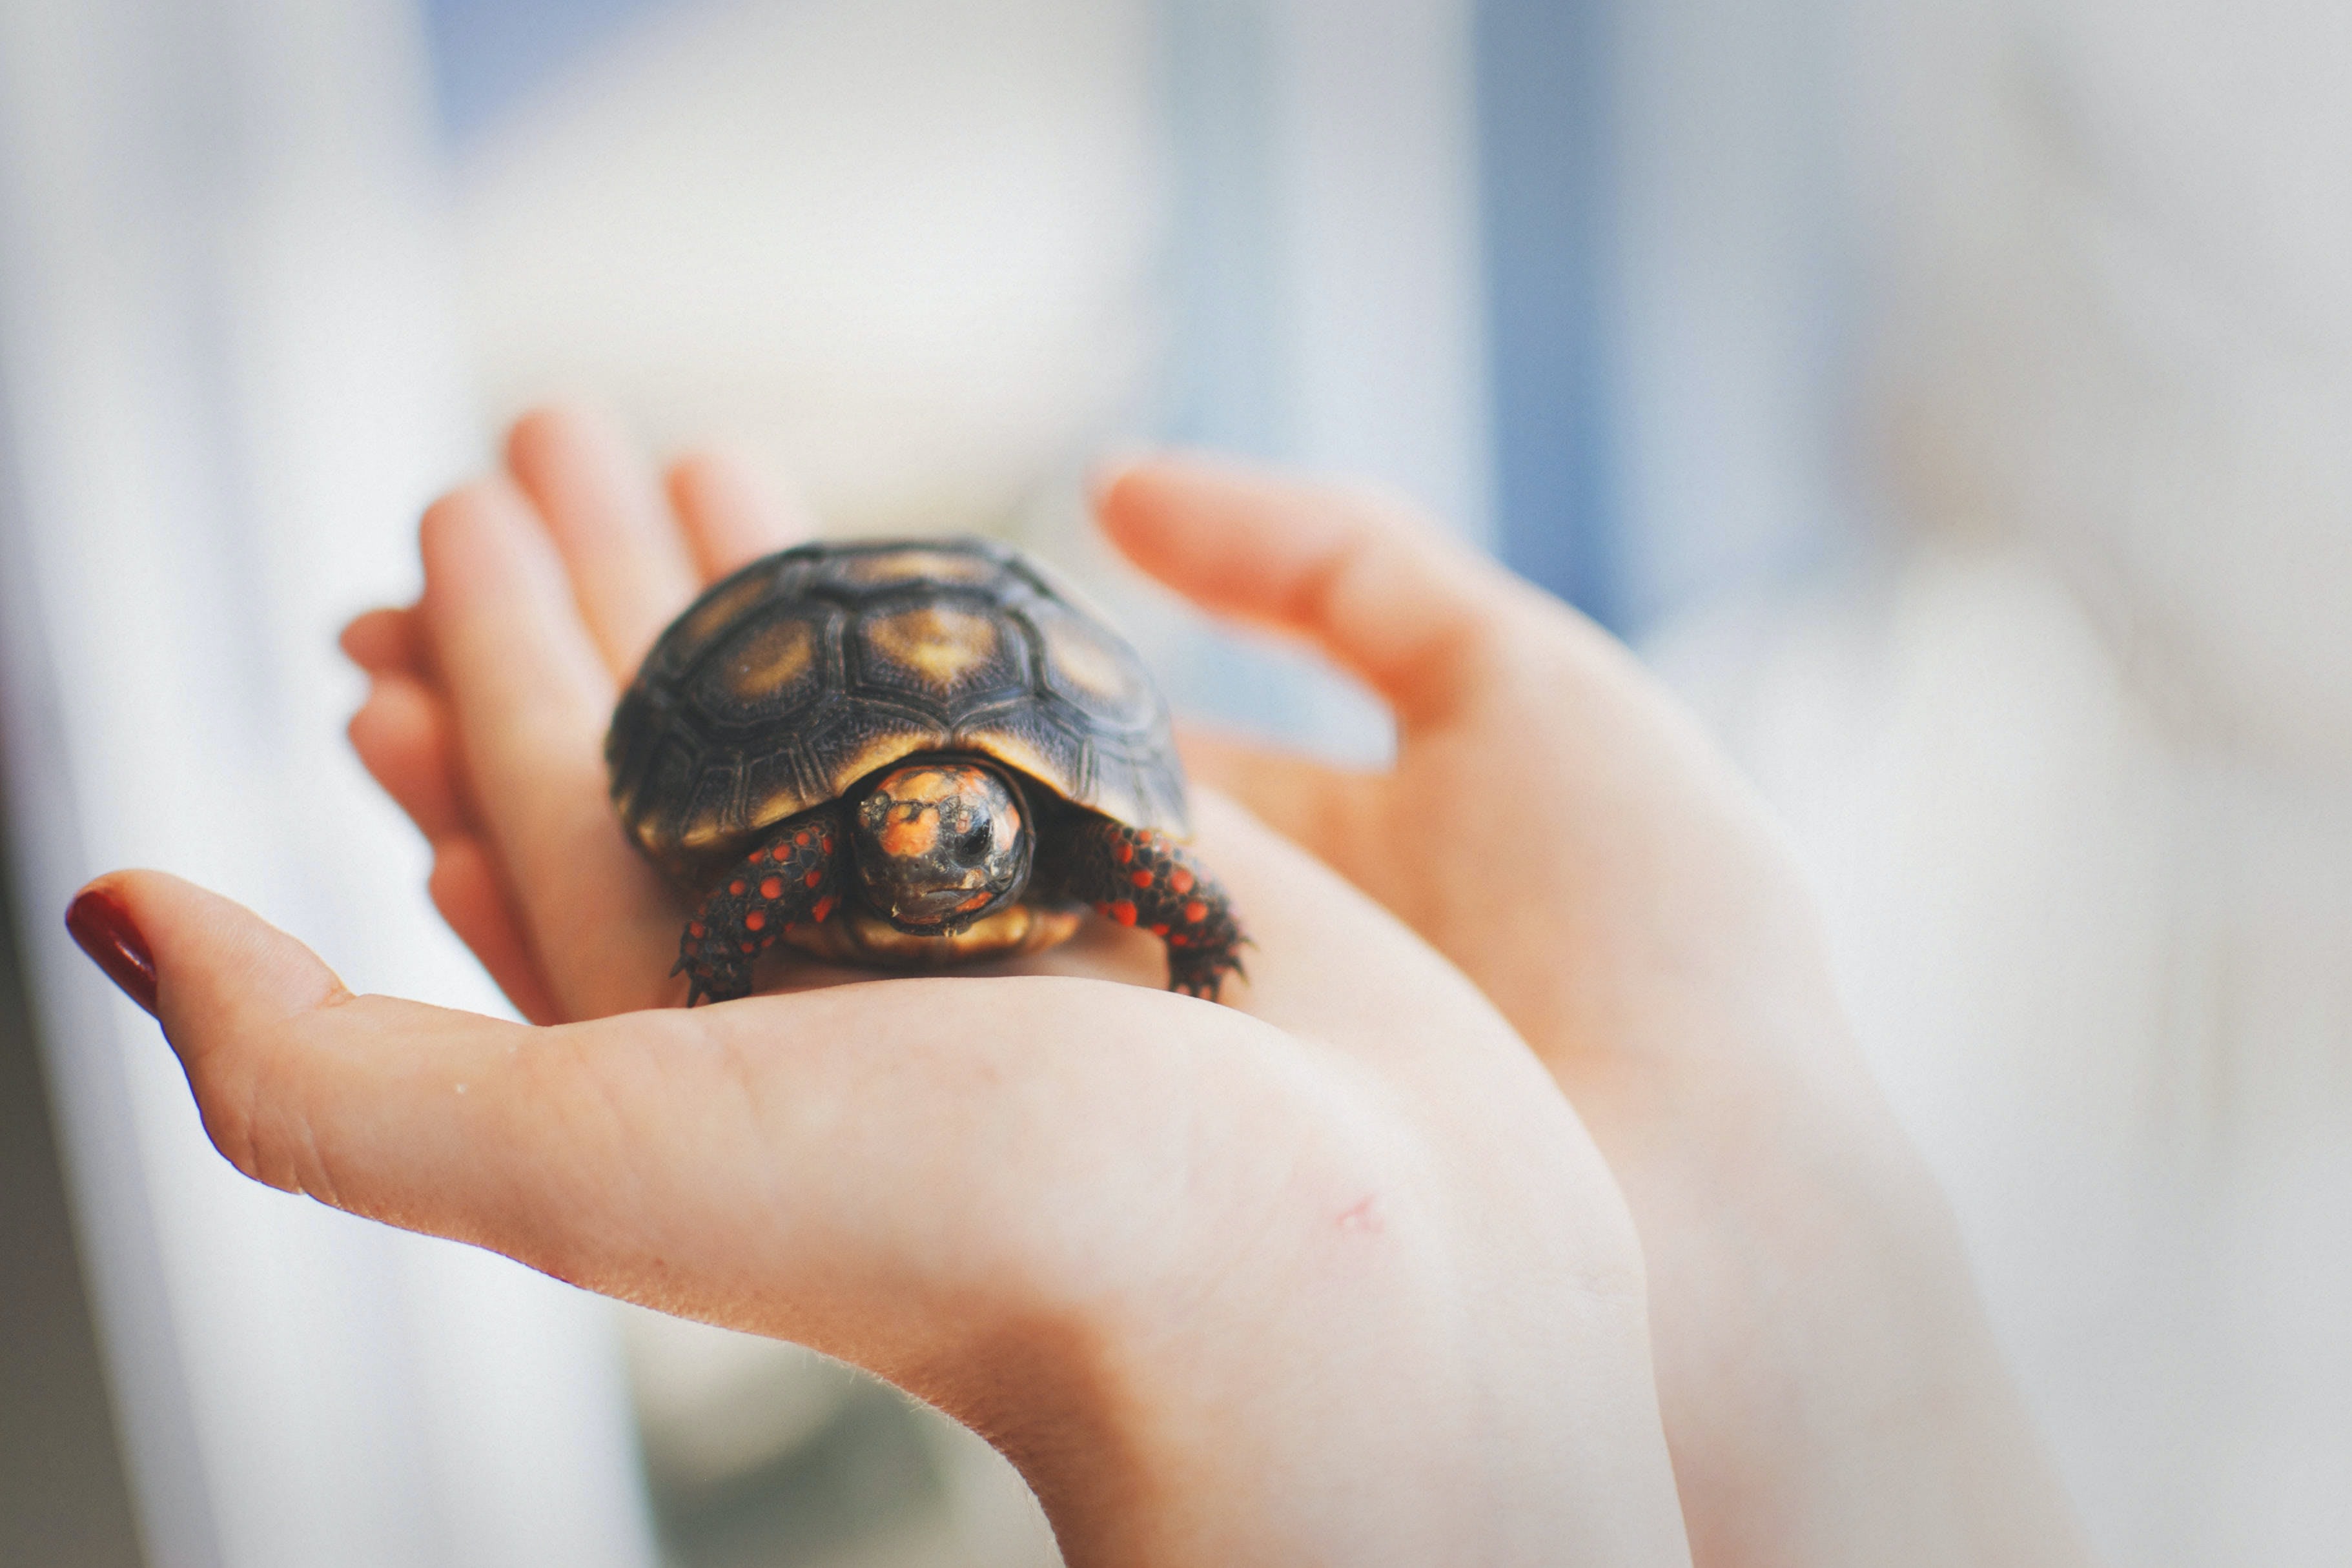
[[0, 3, 657, 1565]]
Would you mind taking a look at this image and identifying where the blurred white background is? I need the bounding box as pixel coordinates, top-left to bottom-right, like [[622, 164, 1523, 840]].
[[0, 0, 2344, 1565]]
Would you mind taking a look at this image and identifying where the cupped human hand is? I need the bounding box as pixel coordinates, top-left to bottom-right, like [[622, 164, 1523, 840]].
[[1098, 458, 2092, 1568], [77, 410, 1701, 1566], [77, 809, 1689, 1565]]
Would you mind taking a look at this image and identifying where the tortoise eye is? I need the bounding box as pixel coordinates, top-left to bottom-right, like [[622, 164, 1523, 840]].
[[951, 821, 995, 864]]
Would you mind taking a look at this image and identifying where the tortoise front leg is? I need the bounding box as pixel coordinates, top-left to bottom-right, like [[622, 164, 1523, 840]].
[[674, 808, 845, 1005], [1047, 819, 1249, 1001]]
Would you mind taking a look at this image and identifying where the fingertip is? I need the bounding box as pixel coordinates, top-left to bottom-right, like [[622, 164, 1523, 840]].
[[340, 606, 420, 674], [418, 478, 522, 584], [348, 673, 473, 842], [66, 875, 158, 1015], [666, 445, 815, 578], [1090, 451, 1214, 576], [1083, 441, 1165, 513], [504, 402, 631, 482], [88, 871, 353, 1063]]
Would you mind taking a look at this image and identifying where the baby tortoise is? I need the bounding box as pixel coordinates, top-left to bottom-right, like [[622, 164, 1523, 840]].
[[606, 538, 1246, 1004]]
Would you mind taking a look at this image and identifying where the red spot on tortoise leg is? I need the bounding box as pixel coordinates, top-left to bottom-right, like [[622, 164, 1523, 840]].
[[1106, 901, 1138, 926], [759, 876, 784, 900], [812, 893, 837, 922], [1114, 842, 1134, 865], [804, 870, 822, 888], [1184, 900, 1207, 924], [728, 880, 747, 895], [1169, 867, 1194, 895], [744, 909, 766, 932], [1130, 870, 1153, 888]]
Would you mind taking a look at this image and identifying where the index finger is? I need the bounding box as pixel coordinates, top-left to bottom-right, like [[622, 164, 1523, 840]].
[[666, 447, 817, 581], [505, 405, 701, 679]]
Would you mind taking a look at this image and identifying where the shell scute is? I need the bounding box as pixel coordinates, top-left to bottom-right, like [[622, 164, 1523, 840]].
[[953, 702, 1088, 805], [850, 600, 1028, 706], [1029, 597, 1157, 728], [677, 762, 742, 853], [693, 611, 830, 723], [828, 547, 1004, 588], [609, 536, 1188, 866]]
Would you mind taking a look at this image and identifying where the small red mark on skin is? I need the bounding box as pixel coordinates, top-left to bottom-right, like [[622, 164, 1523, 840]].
[[1107, 901, 1137, 926], [804, 870, 822, 888], [759, 877, 784, 899], [812, 894, 837, 922], [1169, 867, 1194, 895], [744, 910, 766, 932], [1130, 870, 1152, 888], [1184, 900, 1207, 924], [1336, 1196, 1382, 1235], [1114, 842, 1134, 864], [729, 881, 747, 896]]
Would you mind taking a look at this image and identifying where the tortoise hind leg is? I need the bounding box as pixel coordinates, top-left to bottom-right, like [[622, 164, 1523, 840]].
[[675, 808, 845, 1005], [1045, 819, 1248, 1001]]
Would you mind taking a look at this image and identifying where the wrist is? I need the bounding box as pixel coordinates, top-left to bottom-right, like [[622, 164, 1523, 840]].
[[1604, 1052, 2092, 1568]]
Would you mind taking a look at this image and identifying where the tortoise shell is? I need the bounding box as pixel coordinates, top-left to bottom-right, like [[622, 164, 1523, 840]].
[[607, 537, 1189, 871]]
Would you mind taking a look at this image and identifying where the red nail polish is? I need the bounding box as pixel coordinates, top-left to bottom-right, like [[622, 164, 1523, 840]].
[[66, 886, 158, 1016]]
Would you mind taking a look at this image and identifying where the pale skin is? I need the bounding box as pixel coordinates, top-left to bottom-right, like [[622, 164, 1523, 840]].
[[77, 407, 2092, 1565], [87, 410, 1692, 1567], [1094, 464, 2097, 1568]]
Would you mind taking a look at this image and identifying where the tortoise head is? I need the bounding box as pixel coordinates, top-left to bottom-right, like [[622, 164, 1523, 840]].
[[850, 760, 1032, 934]]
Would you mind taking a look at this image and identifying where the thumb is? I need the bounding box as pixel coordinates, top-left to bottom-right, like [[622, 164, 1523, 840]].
[[1094, 453, 1528, 730], [71, 870, 553, 1228], [59, 871, 1285, 1359]]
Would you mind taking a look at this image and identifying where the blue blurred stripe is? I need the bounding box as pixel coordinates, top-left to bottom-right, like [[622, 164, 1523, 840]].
[[420, 0, 672, 140], [1473, 0, 1624, 631], [1152, 0, 1289, 457]]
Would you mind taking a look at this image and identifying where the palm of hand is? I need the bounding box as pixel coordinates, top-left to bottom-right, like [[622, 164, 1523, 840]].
[[1097, 461, 2094, 1568], [312, 409, 1689, 1565]]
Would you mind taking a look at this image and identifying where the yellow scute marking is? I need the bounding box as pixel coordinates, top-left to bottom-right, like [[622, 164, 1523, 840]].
[[821, 731, 937, 797], [1042, 616, 1136, 700], [864, 607, 999, 687], [749, 780, 817, 830], [679, 573, 773, 653], [842, 549, 996, 585], [961, 726, 1067, 795], [724, 618, 815, 698], [680, 806, 734, 849]]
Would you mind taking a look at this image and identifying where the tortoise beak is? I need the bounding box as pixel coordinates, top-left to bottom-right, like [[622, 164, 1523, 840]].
[[885, 881, 1008, 929]]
